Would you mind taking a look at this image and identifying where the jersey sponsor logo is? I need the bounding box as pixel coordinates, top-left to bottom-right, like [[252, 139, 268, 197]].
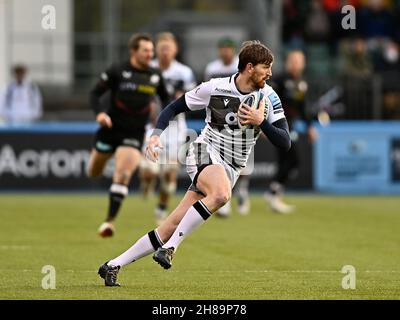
[[119, 82, 156, 95], [225, 112, 238, 125], [209, 95, 239, 110], [96, 141, 113, 152], [150, 74, 160, 84], [120, 82, 137, 91], [268, 92, 282, 110], [122, 71, 132, 79], [138, 84, 156, 95], [215, 87, 232, 94]]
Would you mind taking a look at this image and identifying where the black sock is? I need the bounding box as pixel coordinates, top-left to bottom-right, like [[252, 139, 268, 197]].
[[107, 183, 128, 222], [158, 203, 167, 211]]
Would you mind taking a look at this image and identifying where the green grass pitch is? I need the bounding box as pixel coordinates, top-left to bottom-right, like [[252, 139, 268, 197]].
[[0, 193, 399, 299]]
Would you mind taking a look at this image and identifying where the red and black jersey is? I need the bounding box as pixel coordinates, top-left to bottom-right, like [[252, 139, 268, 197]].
[[90, 60, 170, 133]]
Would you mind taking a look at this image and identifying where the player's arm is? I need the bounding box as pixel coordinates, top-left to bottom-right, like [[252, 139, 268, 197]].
[[89, 65, 115, 128], [259, 118, 291, 151], [152, 95, 190, 135], [262, 89, 291, 151], [146, 81, 211, 161], [239, 101, 291, 151]]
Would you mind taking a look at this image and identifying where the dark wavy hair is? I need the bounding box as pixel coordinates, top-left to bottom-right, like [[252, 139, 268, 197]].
[[238, 40, 274, 72]]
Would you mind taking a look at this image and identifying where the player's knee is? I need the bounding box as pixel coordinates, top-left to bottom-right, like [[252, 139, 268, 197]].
[[212, 189, 231, 208]]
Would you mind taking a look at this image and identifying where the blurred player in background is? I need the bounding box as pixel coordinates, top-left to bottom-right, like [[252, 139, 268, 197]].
[[140, 32, 196, 224], [204, 37, 250, 216], [0, 64, 42, 125], [204, 36, 239, 81], [88, 33, 169, 237], [265, 50, 318, 214], [98, 40, 291, 286]]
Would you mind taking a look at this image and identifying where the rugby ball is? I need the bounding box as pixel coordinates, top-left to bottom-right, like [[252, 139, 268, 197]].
[[237, 91, 266, 130]]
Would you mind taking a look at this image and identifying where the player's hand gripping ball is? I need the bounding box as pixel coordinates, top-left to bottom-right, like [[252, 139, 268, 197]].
[[237, 91, 268, 130]]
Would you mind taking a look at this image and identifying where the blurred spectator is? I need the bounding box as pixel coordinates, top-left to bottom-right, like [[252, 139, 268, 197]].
[[282, 0, 307, 50], [358, 0, 396, 40], [203, 37, 238, 81], [379, 40, 400, 119], [383, 90, 400, 119], [338, 37, 384, 119], [394, 0, 400, 43], [369, 39, 400, 73], [340, 37, 373, 78], [305, 0, 331, 43], [282, 0, 400, 120], [0, 65, 42, 125], [383, 40, 400, 68]]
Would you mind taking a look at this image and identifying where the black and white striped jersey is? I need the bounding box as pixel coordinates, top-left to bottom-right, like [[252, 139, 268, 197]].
[[184, 74, 286, 169]]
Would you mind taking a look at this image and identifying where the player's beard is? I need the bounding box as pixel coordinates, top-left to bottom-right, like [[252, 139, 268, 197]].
[[250, 74, 266, 90]]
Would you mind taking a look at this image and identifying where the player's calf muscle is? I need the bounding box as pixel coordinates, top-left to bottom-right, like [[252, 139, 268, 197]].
[[157, 192, 202, 241], [87, 160, 105, 177], [113, 170, 132, 185], [87, 150, 111, 177], [87, 166, 98, 177], [158, 207, 193, 241]]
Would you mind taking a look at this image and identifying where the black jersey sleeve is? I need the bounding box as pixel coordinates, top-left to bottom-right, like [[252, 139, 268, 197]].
[[156, 72, 171, 108], [89, 64, 117, 115], [259, 118, 291, 151]]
